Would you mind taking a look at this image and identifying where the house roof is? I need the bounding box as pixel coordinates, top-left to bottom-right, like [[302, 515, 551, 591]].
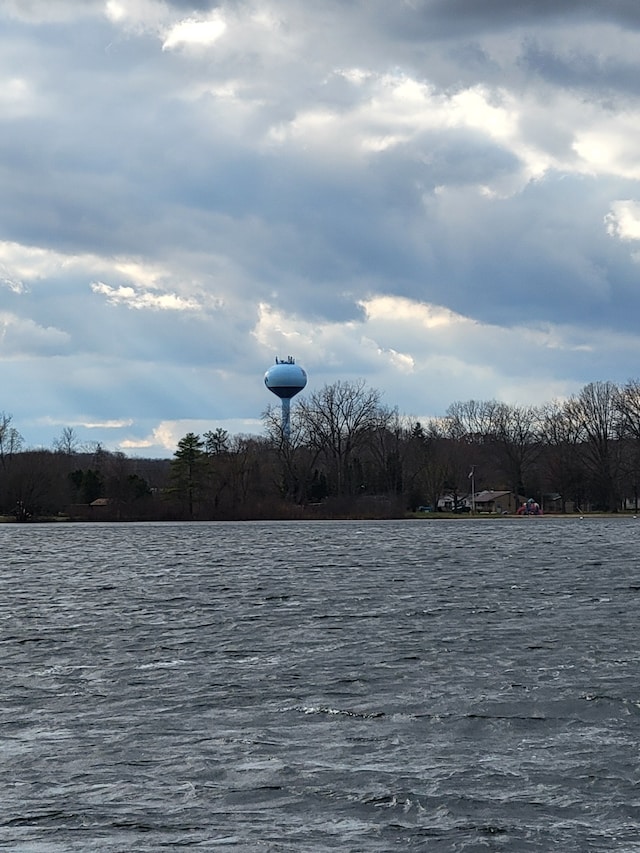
[[472, 489, 512, 503]]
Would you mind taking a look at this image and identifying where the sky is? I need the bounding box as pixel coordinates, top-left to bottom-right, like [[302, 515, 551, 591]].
[[2, 0, 640, 457]]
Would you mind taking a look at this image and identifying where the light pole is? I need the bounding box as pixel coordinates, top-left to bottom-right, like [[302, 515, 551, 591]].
[[469, 466, 476, 514]]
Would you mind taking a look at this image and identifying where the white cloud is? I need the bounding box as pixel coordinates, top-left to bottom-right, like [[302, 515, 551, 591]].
[[251, 293, 607, 418], [0, 76, 37, 118], [104, 0, 169, 30], [0, 312, 70, 356], [1, 274, 27, 295], [266, 72, 554, 193], [90, 282, 201, 311], [375, 346, 415, 373], [39, 415, 134, 430], [79, 418, 134, 429], [0, 240, 82, 281], [362, 295, 462, 330], [120, 417, 262, 452], [574, 126, 640, 179], [605, 200, 640, 242], [162, 13, 227, 51]]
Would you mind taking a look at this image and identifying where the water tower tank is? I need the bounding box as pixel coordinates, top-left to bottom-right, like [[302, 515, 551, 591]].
[[264, 356, 307, 439], [264, 356, 307, 399]]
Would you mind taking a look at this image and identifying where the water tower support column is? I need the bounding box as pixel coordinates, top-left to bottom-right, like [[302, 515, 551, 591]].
[[282, 397, 291, 440]]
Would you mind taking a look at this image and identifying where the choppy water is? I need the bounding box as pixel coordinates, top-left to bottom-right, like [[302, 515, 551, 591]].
[[1, 518, 640, 852]]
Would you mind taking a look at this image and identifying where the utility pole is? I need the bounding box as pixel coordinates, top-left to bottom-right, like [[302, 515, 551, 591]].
[[469, 466, 476, 514]]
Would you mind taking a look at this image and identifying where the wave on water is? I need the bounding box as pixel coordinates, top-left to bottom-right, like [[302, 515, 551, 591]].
[[286, 705, 386, 719], [3, 520, 640, 851]]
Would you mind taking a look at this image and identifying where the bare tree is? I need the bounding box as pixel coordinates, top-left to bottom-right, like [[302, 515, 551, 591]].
[[616, 379, 640, 509], [444, 399, 541, 499], [297, 380, 389, 496], [491, 402, 543, 499], [225, 435, 268, 514], [0, 412, 23, 468], [445, 399, 502, 444], [406, 419, 457, 510], [539, 399, 585, 512], [53, 426, 82, 455], [574, 381, 624, 511], [262, 403, 322, 503], [617, 379, 640, 440], [359, 406, 404, 495]]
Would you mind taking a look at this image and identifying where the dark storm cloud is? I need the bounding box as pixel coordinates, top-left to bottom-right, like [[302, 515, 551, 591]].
[[413, 0, 640, 35], [520, 39, 640, 98]]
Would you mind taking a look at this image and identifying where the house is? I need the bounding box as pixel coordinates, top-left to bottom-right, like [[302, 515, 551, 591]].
[[466, 489, 520, 514], [436, 494, 459, 511], [90, 498, 110, 508], [432, 489, 531, 514], [433, 494, 470, 512]]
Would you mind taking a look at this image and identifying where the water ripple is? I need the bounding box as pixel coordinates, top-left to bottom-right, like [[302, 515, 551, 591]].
[[1, 519, 640, 850]]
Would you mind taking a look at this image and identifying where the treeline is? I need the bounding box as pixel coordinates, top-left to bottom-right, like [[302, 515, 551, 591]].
[[2, 378, 640, 521]]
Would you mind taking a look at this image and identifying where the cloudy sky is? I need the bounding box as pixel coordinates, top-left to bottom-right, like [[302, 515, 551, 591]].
[[2, 0, 640, 456]]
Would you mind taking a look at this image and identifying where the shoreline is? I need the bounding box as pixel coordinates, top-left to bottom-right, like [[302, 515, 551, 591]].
[[1, 512, 639, 524]]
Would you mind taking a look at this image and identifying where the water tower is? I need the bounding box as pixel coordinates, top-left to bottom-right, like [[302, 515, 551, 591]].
[[264, 356, 307, 439]]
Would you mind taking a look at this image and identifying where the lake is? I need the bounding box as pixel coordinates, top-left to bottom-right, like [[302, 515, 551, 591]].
[[1, 518, 639, 851]]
